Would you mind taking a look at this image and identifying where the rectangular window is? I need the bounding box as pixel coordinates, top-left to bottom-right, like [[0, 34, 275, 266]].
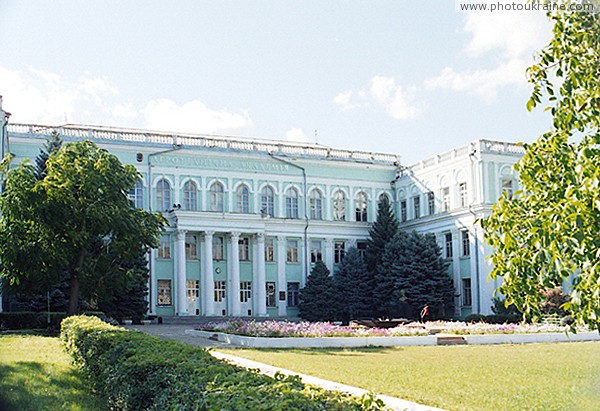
[[265, 238, 274, 262], [287, 239, 299, 263], [442, 187, 450, 211], [214, 280, 226, 302], [412, 195, 420, 219], [185, 235, 197, 260], [427, 192, 435, 215], [287, 282, 300, 307], [128, 183, 144, 208], [461, 230, 470, 257], [357, 241, 368, 258], [334, 241, 345, 264], [462, 278, 472, 306], [240, 281, 252, 303], [266, 282, 276, 307], [445, 233, 453, 259], [311, 240, 322, 263], [238, 237, 250, 261], [158, 235, 171, 259], [157, 280, 172, 306], [400, 200, 407, 222], [502, 179, 514, 200], [459, 182, 468, 208], [186, 280, 199, 300], [213, 236, 224, 260]]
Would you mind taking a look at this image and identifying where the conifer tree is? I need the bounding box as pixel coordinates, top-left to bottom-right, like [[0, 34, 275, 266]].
[[298, 261, 338, 322], [334, 247, 371, 321], [35, 130, 63, 180]]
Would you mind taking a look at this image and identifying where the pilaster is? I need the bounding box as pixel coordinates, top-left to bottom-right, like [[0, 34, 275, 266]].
[[277, 235, 287, 316]]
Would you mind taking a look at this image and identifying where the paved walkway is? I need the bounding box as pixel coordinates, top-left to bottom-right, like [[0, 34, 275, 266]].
[[127, 324, 445, 411]]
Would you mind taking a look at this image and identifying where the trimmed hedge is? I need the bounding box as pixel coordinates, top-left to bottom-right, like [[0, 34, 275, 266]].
[[60, 316, 386, 410]]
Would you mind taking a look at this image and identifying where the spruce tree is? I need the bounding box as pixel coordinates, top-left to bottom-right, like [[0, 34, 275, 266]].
[[334, 247, 371, 322], [298, 261, 338, 322], [35, 130, 63, 180], [374, 231, 409, 317]]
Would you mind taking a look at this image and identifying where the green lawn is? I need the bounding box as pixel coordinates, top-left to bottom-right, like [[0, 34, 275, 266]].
[[0, 334, 104, 411], [219, 342, 600, 411]]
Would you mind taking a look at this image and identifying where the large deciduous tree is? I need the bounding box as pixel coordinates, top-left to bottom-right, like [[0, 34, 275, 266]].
[[483, 10, 600, 329], [0, 140, 166, 315]]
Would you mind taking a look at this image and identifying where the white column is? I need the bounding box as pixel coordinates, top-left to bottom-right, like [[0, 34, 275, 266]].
[[229, 232, 241, 316], [325, 238, 334, 274], [469, 228, 480, 313], [255, 233, 267, 316], [252, 239, 259, 315], [277, 235, 287, 316], [148, 250, 156, 315], [452, 228, 461, 317], [173, 175, 180, 207], [301, 239, 308, 287], [203, 231, 215, 316], [174, 229, 188, 315]]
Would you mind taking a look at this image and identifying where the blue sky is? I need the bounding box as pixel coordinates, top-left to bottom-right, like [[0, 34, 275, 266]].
[[0, 1, 553, 164]]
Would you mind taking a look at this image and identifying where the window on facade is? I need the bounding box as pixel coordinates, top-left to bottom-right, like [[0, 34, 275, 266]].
[[502, 179, 514, 200], [427, 192, 435, 215], [287, 239, 299, 263], [157, 280, 172, 306], [334, 241, 345, 264], [214, 280, 226, 302], [311, 240, 323, 263], [461, 230, 470, 257], [238, 237, 250, 261], [261, 186, 275, 217], [287, 282, 300, 307], [128, 181, 144, 208], [185, 235, 197, 260], [156, 179, 171, 211], [264, 238, 274, 262], [357, 241, 368, 258], [266, 282, 276, 307], [183, 180, 198, 211], [400, 200, 407, 222], [332, 190, 346, 221], [158, 235, 171, 259], [445, 233, 453, 259], [355, 192, 368, 222], [412, 195, 420, 219], [442, 187, 450, 211], [240, 281, 252, 303], [210, 182, 224, 212], [459, 182, 468, 208], [462, 278, 472, 306], [213, 236, 224, 260], [309, 190, 322, 220], [236, 185, 250, 213], [186, 280, 199, 301], [285, 187, 299, 218]]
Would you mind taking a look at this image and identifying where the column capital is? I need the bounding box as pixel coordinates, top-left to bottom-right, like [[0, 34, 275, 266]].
[[175, 229, 187, 240], [255, 232, 265, 243], [325, 237, 334, 246], [204, 230, 215, 238], [230, 231, 241, 239], [277, 235, 286, 243]]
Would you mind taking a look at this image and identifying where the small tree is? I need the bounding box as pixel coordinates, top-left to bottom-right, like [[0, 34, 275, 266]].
[[298, 261, 338, 322], [334, 247, 371, 322], [35, 130, 63, 180]]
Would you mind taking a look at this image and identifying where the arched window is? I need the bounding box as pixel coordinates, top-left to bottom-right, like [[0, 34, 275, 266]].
[[261, 186, 275, 217], [128, 180, 144, 208], [183, 180, 198, 211], [286, 187, 299, 218], [236, 184, 250, 213], [332, 190, 346, 221], [210, 182, 224, 212], [309, 189, 322, 220], [156, 179, 171, 211], [355, 191, 368, 222], [378, 192, 389, 204]]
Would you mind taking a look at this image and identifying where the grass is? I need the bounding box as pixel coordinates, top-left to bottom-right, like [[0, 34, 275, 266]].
[[0, 333, 104, 411], [219, 342, 600, 411]]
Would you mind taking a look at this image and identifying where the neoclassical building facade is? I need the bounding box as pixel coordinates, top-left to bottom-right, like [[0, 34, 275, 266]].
[[0, 101, 524, 318]]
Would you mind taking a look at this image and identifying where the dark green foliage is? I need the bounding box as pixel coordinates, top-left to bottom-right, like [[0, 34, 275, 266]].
[[298, 261, 338, 322], [35, 130, 62, 180], [334, 247, 371, 321], [377, 231, 454, 319], [539, 288, 570, 317], [0, 311, 68, 330], [491, 297, 521, 322], [60, 316, 385, 410]]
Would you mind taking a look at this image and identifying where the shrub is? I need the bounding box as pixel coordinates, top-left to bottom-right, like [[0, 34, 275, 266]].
[[0, 312, 39, 329], [464, 314, 486, 323], [60, 316, 385, 410]]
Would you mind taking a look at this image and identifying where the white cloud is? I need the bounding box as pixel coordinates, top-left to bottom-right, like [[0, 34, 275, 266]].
[[112, 103, 137, 119], [285, 127, 310, 143], [369, 76, 420, 120], [333, 90, 364, 111], [142, 98, 251, 134], [424, 59, 528, 103]]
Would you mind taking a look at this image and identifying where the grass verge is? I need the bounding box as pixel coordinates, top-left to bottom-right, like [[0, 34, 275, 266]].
[[0, 333, 104, 411], [219, 342, 600, 411]]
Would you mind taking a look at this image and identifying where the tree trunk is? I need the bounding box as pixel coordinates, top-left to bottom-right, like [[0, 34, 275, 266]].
[[67, 248, 86, 315]]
